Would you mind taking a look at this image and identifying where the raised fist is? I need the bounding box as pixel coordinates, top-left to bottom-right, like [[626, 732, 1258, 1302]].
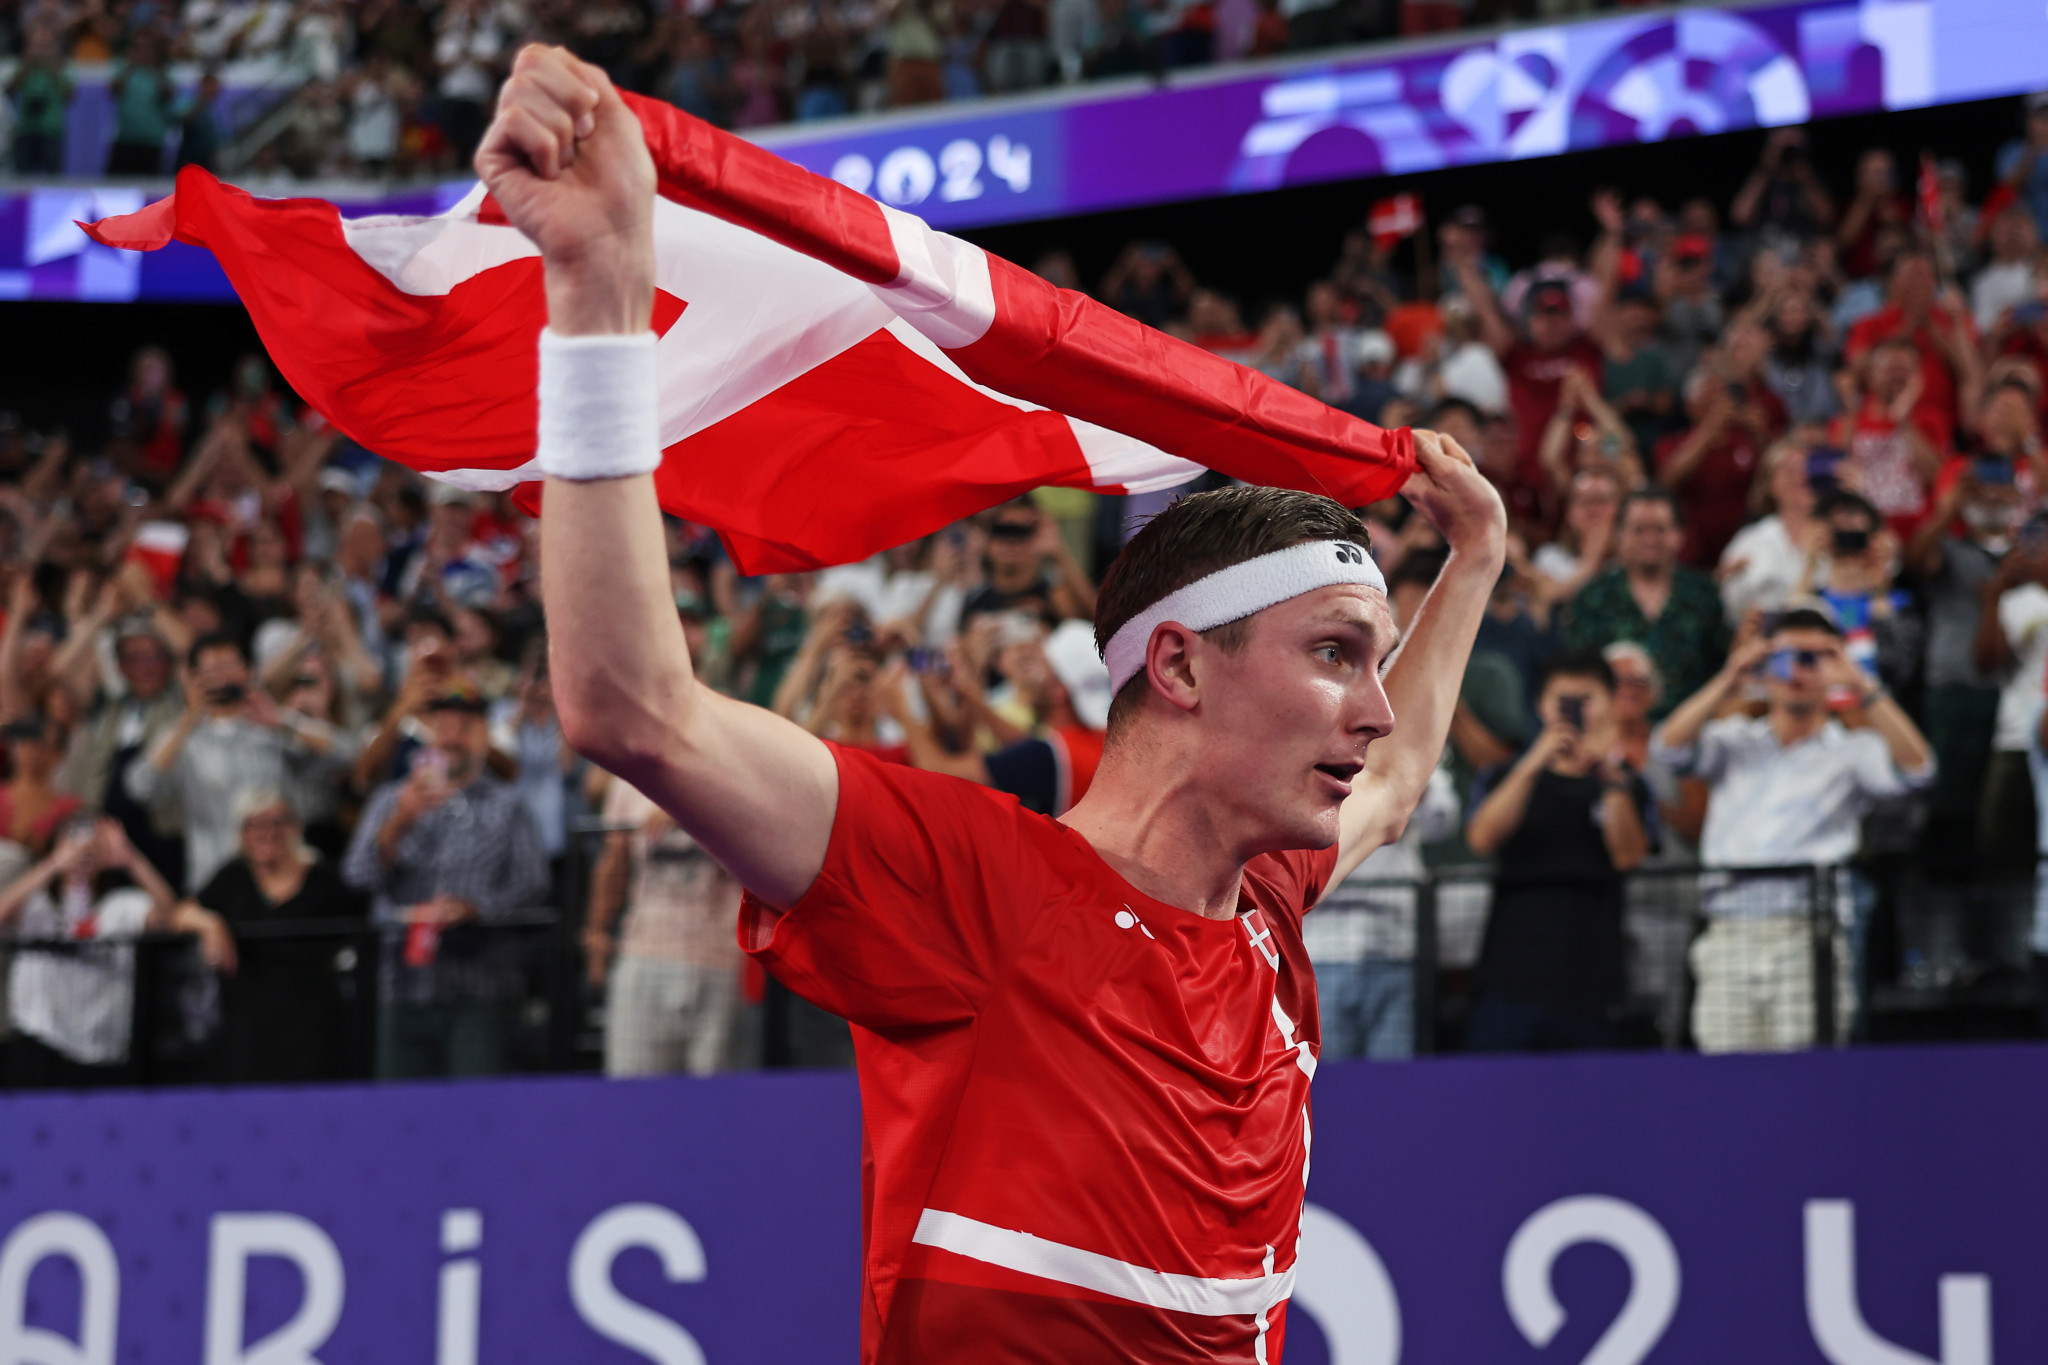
[[475, 44, 656, 334]]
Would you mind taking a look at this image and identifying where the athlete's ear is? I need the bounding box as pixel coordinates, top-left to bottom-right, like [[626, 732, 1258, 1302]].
[[1144, 622, 1203, 715]]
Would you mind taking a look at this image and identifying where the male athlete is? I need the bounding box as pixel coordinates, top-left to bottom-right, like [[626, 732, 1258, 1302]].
[[479, 46, 1506, 1363]]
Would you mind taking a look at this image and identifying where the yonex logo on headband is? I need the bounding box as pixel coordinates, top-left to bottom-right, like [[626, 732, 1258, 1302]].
[[1102, 539, 1387, 696]]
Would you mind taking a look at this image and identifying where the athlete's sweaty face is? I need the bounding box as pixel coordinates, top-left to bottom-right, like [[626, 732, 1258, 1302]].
[[1195, 584, 1396, 854]]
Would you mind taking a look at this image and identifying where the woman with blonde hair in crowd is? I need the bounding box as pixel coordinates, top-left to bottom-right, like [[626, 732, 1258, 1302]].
[[1532, 464, 1627, 609], [173, 787, 364, 1082], [1719, 434, 1823, 622]]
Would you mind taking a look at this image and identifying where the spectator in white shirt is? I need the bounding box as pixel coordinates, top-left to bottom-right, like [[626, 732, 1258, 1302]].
[[812, 536, 940, 640], [1971, 204, 2039, 333], [1307, 763, 1457, 1060], [2029, 695, 2048, 1026], [1651, 607, 1935, 1052], [127, 633, 296, 893], [1, 817, 180, 1087], [1718, 437, 1820, 624], [1975, 536, 2048, 880]]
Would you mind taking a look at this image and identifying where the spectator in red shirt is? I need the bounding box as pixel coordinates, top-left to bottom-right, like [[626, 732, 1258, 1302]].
[[1844, 249, 1982, 449], [1836, 148, 1912, 281], [1830, 335, 1949, 536], [1465, 264, 1605, 526], [1657, 352, 1781, 569], [108, 345, 189, 485]]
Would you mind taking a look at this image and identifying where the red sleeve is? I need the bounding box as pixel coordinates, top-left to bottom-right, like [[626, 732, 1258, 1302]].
[[1247, 846, 1342, 929], [1844, 312, 1884, 363], [739, 743, 1041, 1032]]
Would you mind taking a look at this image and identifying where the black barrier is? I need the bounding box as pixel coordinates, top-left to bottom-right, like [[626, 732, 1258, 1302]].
[[0, 913, 569, 1089], [1, 860, 2038, 1087], [1310, 861, 2024, 1058]]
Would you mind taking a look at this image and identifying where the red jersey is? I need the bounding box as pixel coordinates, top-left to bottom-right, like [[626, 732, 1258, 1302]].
[[741, 745, 1335, 1364], [1844, 304, 1974, 447], [1505, 336, 1605, 470], [1828, 398, 1948, 536]]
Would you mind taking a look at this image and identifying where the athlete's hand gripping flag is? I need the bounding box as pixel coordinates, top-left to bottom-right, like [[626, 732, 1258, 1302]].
[[81, 51, 1417, 573]]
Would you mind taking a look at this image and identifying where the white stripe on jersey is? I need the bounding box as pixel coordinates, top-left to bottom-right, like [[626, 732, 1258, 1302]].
[[911, 1209, 1295, 1318]]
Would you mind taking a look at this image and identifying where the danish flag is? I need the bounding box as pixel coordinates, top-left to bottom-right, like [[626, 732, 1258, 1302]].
[[83, 95, 1416, 573]]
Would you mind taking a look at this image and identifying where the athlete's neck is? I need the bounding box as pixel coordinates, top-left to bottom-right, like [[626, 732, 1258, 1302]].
[[1059, 743, 1249, 921]]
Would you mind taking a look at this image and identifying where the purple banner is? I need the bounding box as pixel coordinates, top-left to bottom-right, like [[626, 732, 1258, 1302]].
[[6, 0, 2046, 303], [1, 1044, 2043, 1362], [759, 0, 2045, 229]]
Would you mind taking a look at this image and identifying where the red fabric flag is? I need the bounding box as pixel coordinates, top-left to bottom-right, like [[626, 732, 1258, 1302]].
[[1367, 193, 1423, 251], [1917, 151, 1944, 238], [84, 95, 1415, 573]]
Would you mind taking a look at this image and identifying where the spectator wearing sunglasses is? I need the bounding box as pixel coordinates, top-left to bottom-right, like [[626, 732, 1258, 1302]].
[[1651, 608, 1934, 1052], [958, 499, 1096, 632]]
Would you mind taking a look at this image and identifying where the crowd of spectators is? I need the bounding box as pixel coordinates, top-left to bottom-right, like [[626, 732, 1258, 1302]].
[[7, 0, 1676, 178], [8, 100, 2048, 1087]]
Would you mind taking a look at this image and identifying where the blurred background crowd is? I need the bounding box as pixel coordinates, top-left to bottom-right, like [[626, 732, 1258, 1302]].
[[8, 6, 2048, 1088], [3, 0, 1674, 180]]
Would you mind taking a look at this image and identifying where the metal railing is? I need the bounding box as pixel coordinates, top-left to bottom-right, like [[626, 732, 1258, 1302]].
[[1, 856, 2037, 1087], [0, 912, 572, 1088], [1313, 860, 2042, 1058]]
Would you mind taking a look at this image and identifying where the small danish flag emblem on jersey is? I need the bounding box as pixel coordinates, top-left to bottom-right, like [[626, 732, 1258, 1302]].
[[1241, 909, 1281, 970]]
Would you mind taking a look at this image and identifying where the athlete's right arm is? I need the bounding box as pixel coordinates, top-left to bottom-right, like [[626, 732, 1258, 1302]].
[[477, 45, 837, 908]]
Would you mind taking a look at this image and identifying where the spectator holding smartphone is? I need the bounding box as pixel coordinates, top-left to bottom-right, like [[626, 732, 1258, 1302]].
[[884, 619, 1110, 816], [1464, 651, 1651, 1052], [127, 633, 294, 892], [343, 679, 547, 1078], [960, 498, 1097, 630], [1908, 454, 2032, 863], [1652, 609, 1935, 1051], [1973, 515, 2048, 882]]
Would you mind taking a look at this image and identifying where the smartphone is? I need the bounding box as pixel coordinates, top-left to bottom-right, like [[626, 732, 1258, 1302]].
[[844, 621, 873, 648], [410, 745, 450, 788], [906, 647, 948, 675], [1974, 456, 2017, 487], [1557, 694, 1586, 732], [1806, 447, 1845, 494], [996, 611, 1043, 647], [1831, 527, 1871, 555], [2019, 513, 2048, 554]]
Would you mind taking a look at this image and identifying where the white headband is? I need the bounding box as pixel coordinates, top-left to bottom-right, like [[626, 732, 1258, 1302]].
[[1103, 540, 1386, 694]]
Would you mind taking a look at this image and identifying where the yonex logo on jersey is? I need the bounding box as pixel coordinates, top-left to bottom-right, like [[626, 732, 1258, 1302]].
[[1333, 544, 1364, 565], [1115, 905, 1156, 940]]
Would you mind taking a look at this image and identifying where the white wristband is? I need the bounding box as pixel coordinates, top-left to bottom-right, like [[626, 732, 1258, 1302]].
[[536, 329, 662, 481]]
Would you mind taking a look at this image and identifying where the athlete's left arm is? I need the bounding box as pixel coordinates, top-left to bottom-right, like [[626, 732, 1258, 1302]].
[[1325, 429, 1507, 896]]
